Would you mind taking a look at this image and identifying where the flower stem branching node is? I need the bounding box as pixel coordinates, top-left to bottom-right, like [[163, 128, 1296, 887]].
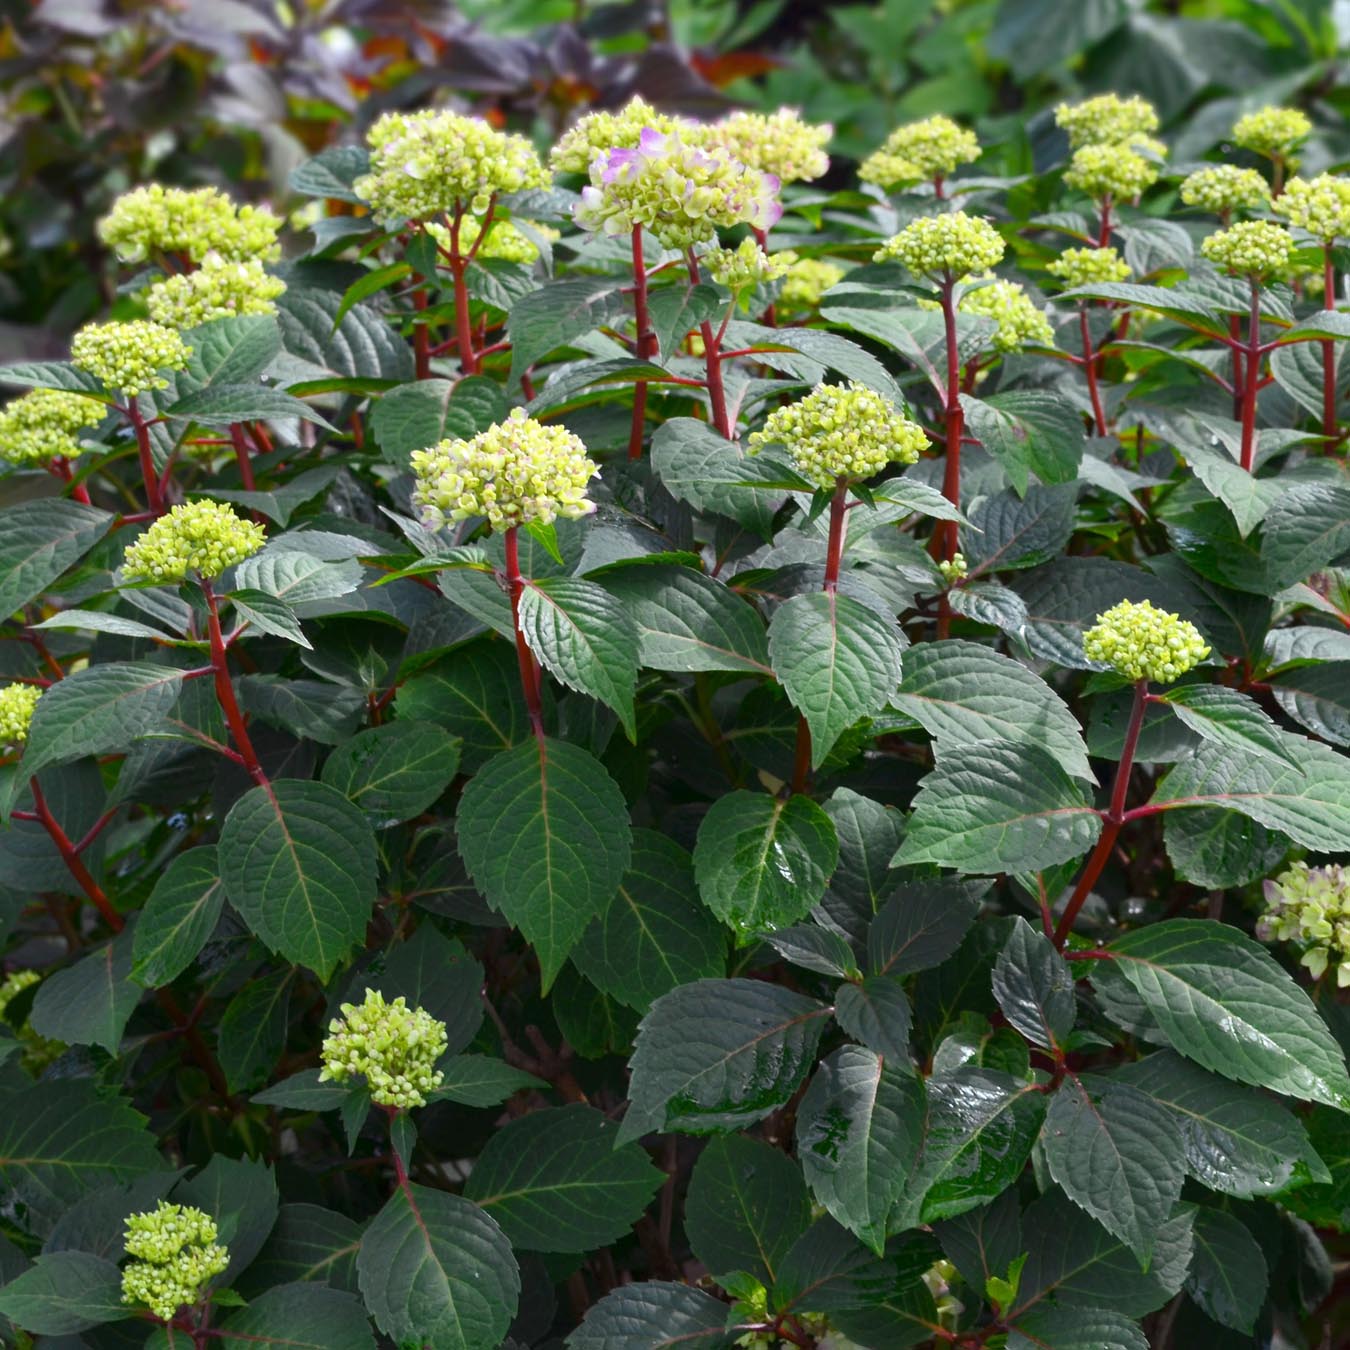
[[1276, 174, 1350, 242], [873, 210, 1005, 281], [1179, 165, 1272, 217], [859, 114, 980, 189], [319, 987, 448, 1108], [146, 255, 286, 329], [1083, 599, 1210, 683], [412, 407, 599, 531], [0, 388, 104, 465], [1232, 105, 1312, 159], [1259, 863, 1350, 984], [121, 1201, 229, 1321], [1046, 246, 1131, 289], [0, 684, 41, 748], [98, 185, 282, 265], [71, 321, 191, 397], [1054, 94, 1160, 149], [748, 380, 927, 490], [121, 500, 266, 583], [1200, 220, 1294, 278]]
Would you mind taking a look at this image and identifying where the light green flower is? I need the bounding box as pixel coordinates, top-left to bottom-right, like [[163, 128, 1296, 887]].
[[1054, 94, 1160, 149], [0, 684, 41, 747], [1046, 246, 1131, 289], [873, 210, 1005, 281], [121, 500, 266, 583], [1200, 220, 1294, 277], [777, 253, 845, 311], [145, 255, 286, 330], [71, 321, 191, 397], [0, 969, 39, 1013], [859, 114, 980, 189], [705, 238, 788, 295], [1083, 598, 1210, 683], [1276, 173, 1350, 242], [1179, 165, 1271, 216], [1259, 863, 1350, 985], [937, 553, 967, 583], [412, 406, 599, 532], [319, 987, 449, 1109], [355, 109, 550, 223], [98, 185, 282, 265], [121, 1201, 229, 1321], [959, 277, 1054, 352], [0, 388, 104, 465], [549, 96, 684, 175], [748, 381, 928, 490], [711, 107, 831, 184], [1064, 143, 1159, 201], [1232, 105, 1311, 159]]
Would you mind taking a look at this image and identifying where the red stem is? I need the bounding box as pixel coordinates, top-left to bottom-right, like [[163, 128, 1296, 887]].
[[228, 423, 255, 491], [504, 527, 545, 745], [1239, 278, 1262, 473], [50, 457, 92, 504], [1229, 314, 1244, 419], [1323, 244, 1337, 441], [1079, 306, 1107, 436], [1096, 197, 1113, 248], [125, 400, 164, 514], [201, 580, 268, 787], [929, 274, 964, 638], [628, 226, 654, 460], [687, 250, 732, 438], [450, 206, 478, 376], [28, 778, 124, 931]]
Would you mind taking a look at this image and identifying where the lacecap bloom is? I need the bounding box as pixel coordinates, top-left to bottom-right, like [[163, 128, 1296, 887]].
[[355, 109, 550, 222], [412, 407, 598, 532], [748, 381, 928, 491], [959, 277, 1054, 353], [710, 108, 831, 185], [145, 255, 286, 330], [1047, 246, 1131, 289], [427, 216, 558, 265], [1276, 173, 1350, 241], [0, 388, 104, 466], [705, 238, 788, 296], [98, 185, 282, 265], [319, 987, 448, 1109], [873, 210, 1005, 281], [777, 254, 845, 311], [1083, 599, 1210, 683], [1232, 105, 1311, 158], [71, 321, 191, 397], [1064, 143, 1160, 201], [121, 1201, 229, 1321], [1200, 220, 1294, 277], [121, 500, 266, 583], [1179, 165, 1271, 216], [1259, 863, 1350, 984], [1054, 94, 1159, 149], [549, 96, 684, 175], [575, 127, 782, 250], [0, 684, 41, 747], [859, 114, 980, 190]]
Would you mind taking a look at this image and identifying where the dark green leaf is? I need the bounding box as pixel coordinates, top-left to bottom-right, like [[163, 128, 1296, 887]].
[[218, 968, 294, 1092], [369, 377, 506, 469], [0, 1251, 125, 1335], [868, 878, 987, 977], [321, 721, 460, 822], [30, 928, 138, 1053], [991, 918, 1075, 1051], [833, 976, 913, 1061], [0, 501, 115, 619], [211, 1283, 374, 1349], [132, 846, 225, 986], [430, 1055, 545, 1107], [567, 1283, 735, 1350], [1185, 1205, 1267, 1333]]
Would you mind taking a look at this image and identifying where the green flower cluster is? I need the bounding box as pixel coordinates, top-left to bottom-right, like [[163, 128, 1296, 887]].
[[0, 684, 41, 747], [859, 114, 980, 188], [873, 210, 1005, 281], [1179, 165, 1271, 216], [71, 321, 191, 397], [0, 388, 104, 466], [121, 1201, 229, 1321], [412, 407, 599, 531], [1276, 173, 1350, 241], [959, 277, 1054, 352], [937, 553, 967, 583], [748, 381, 927, 490], [777, 253, 845, 311], [711, 107, 831, 184], [146, 256, 286, 330], [427, 216, 557, 265], [1232, 105, 1311, 158], [1259, 863, 1350, 984], [1200, 220, 1294, 277], [0, 969, 39, 1014], [1046, 246, 1131, 289], [549, 96, 681, 175], [1083, 599, 1210, 683], [705, 238, 787, 293], [1064, 143, 1159, 202], [1055, 93, 1159, 149], [98, 185, 282, 265], [319, 987, 448, 1109], [0, 968, 61, 1071], [121, 500, 266, 583], [355, 110, 550, 222]]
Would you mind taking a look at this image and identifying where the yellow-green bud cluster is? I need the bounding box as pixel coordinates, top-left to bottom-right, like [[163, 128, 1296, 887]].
[[937, 553, 967, 584], [1054, 94, 1160, 149], [145, 256, 286, 330], [1276, 173, 1350, 241], [1064, 144, 1159, 202], [1200, 220, 1294, 277], [748, 381, 928, 490], [1082, 599, 1210, 683], [959, 277, 1054, 353], [427, 216, 557, 265], [705, 238, 787, 293], [859, 114, 980, 188], [71, 321, 191, 397], [0, 388, 104, 466], [777, 254, 844, 311], [710, 108, 831, 184], [0, 969, 39, 1016], [0, 684, 41, 747], [1047, 246, 1131, 289], [121, 500, 266, 583], [411, 406, 598, 532], [319, 987, 448, 1109], [121, 1202, 229, 1322], [355, 110, 550, 222], [1259, 863, 1350, 985], [873, 211, 1005, 281], [1232, 106, 1311, 158], [98, 185, 282, 265], [1179, 165, 1271, 216], [549, 97, 683, 175]]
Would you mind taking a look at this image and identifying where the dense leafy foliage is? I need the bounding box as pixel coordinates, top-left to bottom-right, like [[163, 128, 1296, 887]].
[[5, 3, 1350, 1349]]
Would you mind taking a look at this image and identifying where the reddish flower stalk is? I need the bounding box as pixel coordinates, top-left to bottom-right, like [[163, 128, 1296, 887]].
[[1078, 305, 1108, 436], [930, 274, 964, 638], [1322, 244, 1337, 440], [687, 250, 732, 439], [201, 579, 268, 788], [125, 399, 164, 514], [1239, 278, 1263, 472], [228, 422, 256, 491], [504, 526, 545, 745], [628, 225, 655, 460]]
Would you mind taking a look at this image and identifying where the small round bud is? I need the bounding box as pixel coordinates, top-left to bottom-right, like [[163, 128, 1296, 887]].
[[1200, 220, 1294, 278], [873, 211, 1005, 281], [1082, 599, 1210, 684], [1046, 246, 1131, 289], [710, 108, 831, 185], [1179, 165, 1271, 217], [98, 185, 281, 265], [0, 684, 41, 748], [121, 1201, 229, 1322], [71, 321, 191, 397], [937, 553, 967, 583], [550, 97, 684, 175], [319, 987, 449, 1109], [776, 253, 845, 312], [1064, 143, 1159, 202], [121, 500, 266, 583], [1276, 173, 1350, 242], [859, 114, 980, 188], [1260, 863, 1350, 987], [145, 255, 286, 329], [1054, 94, 1160, 149], [1232, 105, 1311, 159], [412, 407, 598, 532], [748, 381, 928, 490], [959, 277, 1054, 353], [0, 388, 104, 466]]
